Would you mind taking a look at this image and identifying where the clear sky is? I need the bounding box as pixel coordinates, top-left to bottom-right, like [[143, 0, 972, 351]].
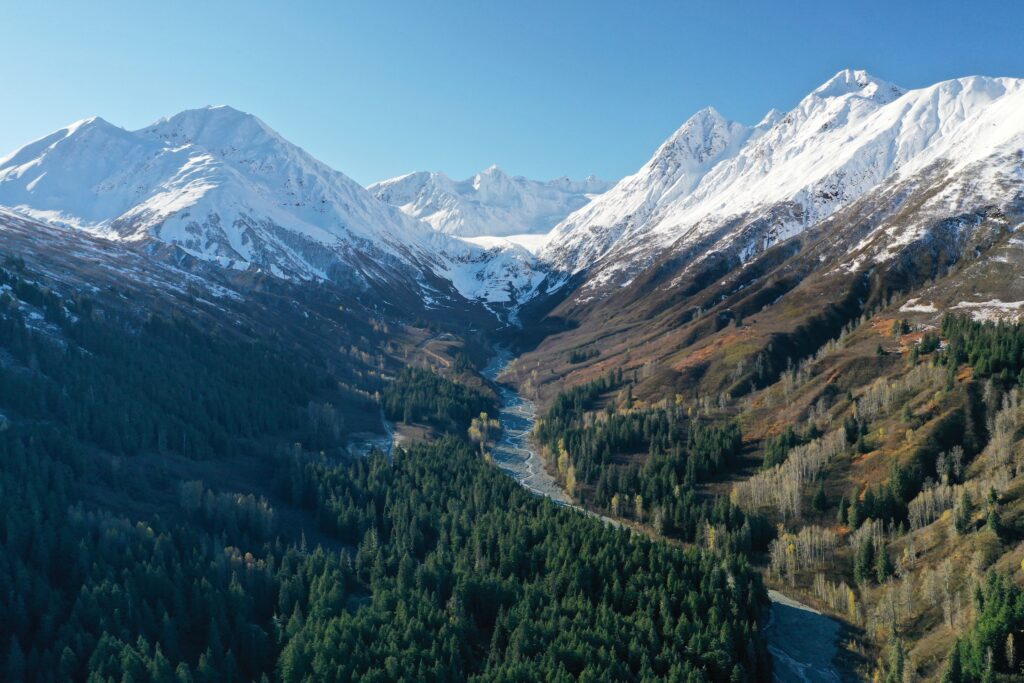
[[3, 1, 1023, 185]]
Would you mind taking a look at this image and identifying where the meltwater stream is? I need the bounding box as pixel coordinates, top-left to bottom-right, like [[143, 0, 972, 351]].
[[481, 349, 571, 504], [482, 350, 846, 683]]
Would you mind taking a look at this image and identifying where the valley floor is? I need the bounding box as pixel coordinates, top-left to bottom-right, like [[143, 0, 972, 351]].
[[483, 350, 571, 503], [485, 349, 849, 681], [766, 590, 843, 683]]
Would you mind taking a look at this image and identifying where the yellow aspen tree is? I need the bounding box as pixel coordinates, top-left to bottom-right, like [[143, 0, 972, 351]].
[[557, 441, 570, 478], [847, 587, 859, 624]]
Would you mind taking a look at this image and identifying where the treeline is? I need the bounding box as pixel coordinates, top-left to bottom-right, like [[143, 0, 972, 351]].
[[939, 314, 1024, 387], [569, 347, 600, 363], [382, 366, 494, 433], [542, 369, 622, 426]]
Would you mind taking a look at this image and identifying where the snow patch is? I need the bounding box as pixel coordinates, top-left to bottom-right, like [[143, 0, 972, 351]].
[[900, 298, 938, 313], [952, 299, 1024, 321]]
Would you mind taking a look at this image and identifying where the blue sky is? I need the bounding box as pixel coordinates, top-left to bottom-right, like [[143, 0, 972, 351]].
[[3, 1, 1023, 185]]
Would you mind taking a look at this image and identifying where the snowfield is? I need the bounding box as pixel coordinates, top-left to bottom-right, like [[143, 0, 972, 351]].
[[952, 299, 1024, 321]]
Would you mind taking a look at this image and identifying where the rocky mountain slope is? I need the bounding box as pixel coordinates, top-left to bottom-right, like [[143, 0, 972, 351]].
[[512, 71, 1024, 392], [541, 70, 1024, 295]]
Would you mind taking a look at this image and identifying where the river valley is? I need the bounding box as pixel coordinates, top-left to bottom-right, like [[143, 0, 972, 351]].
[[482, 351, 848, 682]]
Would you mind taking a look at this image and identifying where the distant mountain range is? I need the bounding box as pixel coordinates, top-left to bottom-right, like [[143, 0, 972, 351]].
[[1, 69, 1022, 328], [369, 166, 612, 237]]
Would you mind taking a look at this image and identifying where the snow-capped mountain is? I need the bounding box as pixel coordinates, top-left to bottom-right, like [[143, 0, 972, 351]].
[[2, 71, 1021, 323], [541, 106, 766, 275], [542, 69, 1024, 286], [0, 106, 543, 309], [369, 165, 612, 237]]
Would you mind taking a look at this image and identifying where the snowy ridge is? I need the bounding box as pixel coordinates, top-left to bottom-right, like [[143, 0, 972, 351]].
[[369, 165, 612, 237], [2, 70, 1021, 318], [0, 106, 544, 309], [543, 70, 1024, 284], [542, 106, 761, 273]]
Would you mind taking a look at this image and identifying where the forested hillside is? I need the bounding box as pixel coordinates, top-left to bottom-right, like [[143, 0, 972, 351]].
[[534, 371, 765, 551], [0, 245, 772, 682], [519, 294, 1024, 680]]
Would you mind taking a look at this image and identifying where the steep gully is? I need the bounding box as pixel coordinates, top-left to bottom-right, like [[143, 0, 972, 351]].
[[481, 349, 845, 683]]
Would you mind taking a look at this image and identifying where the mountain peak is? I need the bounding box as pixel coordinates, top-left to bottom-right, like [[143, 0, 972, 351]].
[[54, 116, 132, 143], [812, 68, 905, 103], [0, 114, 137, 189], [473, 165, 512, 194], [140, 105, 278, 150], [669, 106, 734, 139], [691, 105, 725, 121], [651, 105, 747, 170], [67, 115, 108, 131], [154, 104, 253, 123], [477, 164, 507, 180]]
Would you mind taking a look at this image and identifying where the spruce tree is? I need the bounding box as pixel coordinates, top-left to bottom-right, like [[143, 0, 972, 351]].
[[854, 537, 875, 585], [940, 643, 962, 683], [812, 482, 828, 513], [875, 545, 894, 584], [954, 491, 973, 535]]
